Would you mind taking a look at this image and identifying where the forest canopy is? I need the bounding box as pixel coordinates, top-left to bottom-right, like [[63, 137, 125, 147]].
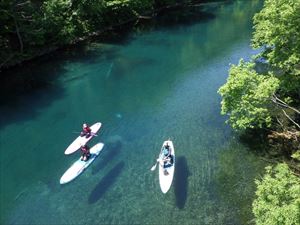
[[1, 0, 189, 68]]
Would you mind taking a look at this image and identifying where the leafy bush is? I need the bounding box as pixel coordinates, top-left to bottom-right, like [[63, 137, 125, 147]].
[[253, 163, 300, 225], [218, 60, 279, 130]]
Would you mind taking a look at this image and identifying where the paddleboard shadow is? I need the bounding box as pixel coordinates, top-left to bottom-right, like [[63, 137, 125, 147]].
[[174, 156, 190, 209], [88, 161, 124, 204], [92, 141, 122, 175]]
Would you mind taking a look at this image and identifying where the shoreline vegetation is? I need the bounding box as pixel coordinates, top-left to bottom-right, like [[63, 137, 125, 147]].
[[218, 0, 300, 171], [218, 0, 300, 224], [0, 0, 226, 72]]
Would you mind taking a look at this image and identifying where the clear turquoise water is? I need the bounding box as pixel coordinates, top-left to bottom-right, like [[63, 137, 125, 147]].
[[0, 1, 266, 224]]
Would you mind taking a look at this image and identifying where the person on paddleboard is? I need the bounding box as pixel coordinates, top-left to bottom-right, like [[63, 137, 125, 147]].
[[80, 123, 92, 138], [160, 143, 172, 172], [80, 144, 91, 161]]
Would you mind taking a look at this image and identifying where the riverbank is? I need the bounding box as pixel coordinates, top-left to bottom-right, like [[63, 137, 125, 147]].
[[0, 0, 228, 72]]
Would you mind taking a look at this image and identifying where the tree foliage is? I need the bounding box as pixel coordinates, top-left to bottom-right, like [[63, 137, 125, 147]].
[[40, 0, 88, 44], [219, 0, 300, 131], [1, 0, 184, 68], [0, 1, 40, 59], [252, 0, 300, 76], [253, 163, 300, 225], [218, 60, 279, 130]]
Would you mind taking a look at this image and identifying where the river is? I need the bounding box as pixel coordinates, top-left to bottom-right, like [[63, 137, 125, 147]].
[[0, 1, 266, 224]]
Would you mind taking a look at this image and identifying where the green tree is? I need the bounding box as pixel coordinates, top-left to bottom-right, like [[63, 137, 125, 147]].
[[218, 60, 280, 130], [0, 0, 47, 65], [253, 163, 300, 225], [219, 0, 300, 131], [40, 0, 88, 44], [252, 0, 300, 76]]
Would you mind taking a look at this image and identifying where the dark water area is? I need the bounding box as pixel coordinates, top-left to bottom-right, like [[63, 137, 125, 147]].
[[0, 1, 267, 224]]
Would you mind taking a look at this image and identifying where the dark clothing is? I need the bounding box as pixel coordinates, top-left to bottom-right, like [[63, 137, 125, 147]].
[[80, 145, 90, 161], [81, 145, 89, 153], [163, 155, 173, 168]]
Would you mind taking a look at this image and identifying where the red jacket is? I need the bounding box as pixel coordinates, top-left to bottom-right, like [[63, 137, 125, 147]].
[[83, 127, 91, 133]]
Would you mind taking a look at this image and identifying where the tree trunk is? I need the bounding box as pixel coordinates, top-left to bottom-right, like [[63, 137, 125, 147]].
[[13, 14, 23, 54]]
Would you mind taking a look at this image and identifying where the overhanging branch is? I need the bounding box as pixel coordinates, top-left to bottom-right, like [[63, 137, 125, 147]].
[[282, 109, 300, 129], [271, 94, 300, 114]]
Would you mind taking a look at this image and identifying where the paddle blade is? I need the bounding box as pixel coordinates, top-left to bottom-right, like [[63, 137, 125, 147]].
[[150, 163, 157, 171]]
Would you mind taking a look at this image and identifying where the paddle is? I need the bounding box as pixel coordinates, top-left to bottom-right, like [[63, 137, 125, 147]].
[[150, 139, 172, 171], [150, 159, 159, 171], [73, 131, 98, 137], [151, 146, 164, 171]]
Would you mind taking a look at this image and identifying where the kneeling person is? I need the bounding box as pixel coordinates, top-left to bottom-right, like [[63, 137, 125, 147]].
[[80, 144, 91, 161], [80, 123, 92, 138]]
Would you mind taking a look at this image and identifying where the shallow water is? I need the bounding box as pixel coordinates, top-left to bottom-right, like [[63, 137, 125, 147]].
[[0, 1, 266, 224]]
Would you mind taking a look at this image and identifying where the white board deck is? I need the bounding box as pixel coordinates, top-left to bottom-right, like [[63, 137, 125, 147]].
[[60, 143, 104, 184], [64, 122, 102, 155], [159, 140, 175, 194]]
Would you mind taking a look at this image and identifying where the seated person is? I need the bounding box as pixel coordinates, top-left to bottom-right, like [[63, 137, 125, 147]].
[[80, 123, 92, 138], [161, 143, 173, 168], [80, 144, 91, 161]]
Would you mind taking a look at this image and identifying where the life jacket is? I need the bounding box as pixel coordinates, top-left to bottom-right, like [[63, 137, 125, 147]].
[[83, 127, 91, 133]]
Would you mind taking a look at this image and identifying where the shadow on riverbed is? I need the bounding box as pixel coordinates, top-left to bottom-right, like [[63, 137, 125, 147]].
[[88, 161, 125, 204], [92, 140, 122, 175], [174, 156, 190, 209]]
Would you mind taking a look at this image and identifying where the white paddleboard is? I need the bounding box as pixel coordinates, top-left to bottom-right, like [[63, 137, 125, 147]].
[[65, 122, 102, 155], [159, 140, 175, 194], [60, 143, 104, 184]]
